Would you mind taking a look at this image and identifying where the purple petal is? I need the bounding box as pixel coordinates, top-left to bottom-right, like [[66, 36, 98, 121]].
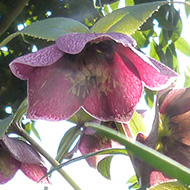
[[56, 32, 136, 54], [83, 52, 142, 122], [26, 59, 81, 121], [79, 133, 112, 168], [1, 135, 43, 165], [0, 148, 20, 184], [9, 45, 64, 80], [21, 163, 49, 184], [117, 46, 178, 90]]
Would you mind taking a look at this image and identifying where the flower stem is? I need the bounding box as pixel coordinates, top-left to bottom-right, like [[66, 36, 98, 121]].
[[19, 129, 81, 190]]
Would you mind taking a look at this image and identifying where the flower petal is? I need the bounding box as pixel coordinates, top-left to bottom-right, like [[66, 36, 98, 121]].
[[0, 148, 20, 184], [56, 32, 136, 54], [26, 59, 81, 121], [9, 45, 64, 80], [2, 135, 43, 165], [79, 132, 112, 168], [83, 52, 142, 122], [21, 163, 49, 184], [117, 45, 178, 90]]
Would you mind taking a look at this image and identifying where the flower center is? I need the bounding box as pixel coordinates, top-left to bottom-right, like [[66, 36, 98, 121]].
[[64, 41, 119, 99]]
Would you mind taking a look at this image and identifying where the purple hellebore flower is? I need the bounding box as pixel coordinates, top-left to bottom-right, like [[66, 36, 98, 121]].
[[78, 122, 120, 168], [10, 32, 178, 122], [0, 135, 49, 184], [133, 88, 190, 187]]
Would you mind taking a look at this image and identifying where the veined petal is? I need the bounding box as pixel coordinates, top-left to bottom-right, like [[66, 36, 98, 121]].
[[9, 45, 64, 80], [117, 45, 178, 90], [26, 59, 81, 121], [21, 163, 49, 184], [0, 148, 20, 184], [1, 135, 43, 165], [83, 52, 142, 122], [56, 32, 136, 54]]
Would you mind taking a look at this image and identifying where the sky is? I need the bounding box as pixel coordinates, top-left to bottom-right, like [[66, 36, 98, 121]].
[[1, 1, 190, 190]]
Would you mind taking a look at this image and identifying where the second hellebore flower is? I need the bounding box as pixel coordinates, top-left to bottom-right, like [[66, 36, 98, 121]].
[[10, 32, 178, 122], [0, 135, 49, 184]]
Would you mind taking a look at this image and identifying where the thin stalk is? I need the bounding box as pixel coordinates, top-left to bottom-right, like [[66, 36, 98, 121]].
[[19, 129, 81, 190]]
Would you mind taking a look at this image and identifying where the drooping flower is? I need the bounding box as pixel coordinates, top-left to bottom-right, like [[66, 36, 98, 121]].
[[10, 32, 178, 122], [133, 88, 190, 187], [0, 135, 49, 184], [78, 121, 120, 168]]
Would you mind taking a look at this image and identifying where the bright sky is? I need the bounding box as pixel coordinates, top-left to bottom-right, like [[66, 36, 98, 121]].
[[1, 1, 190, 190]]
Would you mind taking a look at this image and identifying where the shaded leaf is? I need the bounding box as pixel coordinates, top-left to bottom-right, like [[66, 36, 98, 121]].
[[148, 181, 190, 190], [91, 1, 167, 35], [0, 115, 13, 139], [97, 156, 113, 179], [85, 122, 190, 186]]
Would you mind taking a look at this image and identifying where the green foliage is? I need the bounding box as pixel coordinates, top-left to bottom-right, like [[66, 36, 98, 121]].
[[91, 1, 167, 35], [0, 115, 13, 139], [129, 111, 147, 136], [97, 156, 113, 179], [148, 181, 190, 190]]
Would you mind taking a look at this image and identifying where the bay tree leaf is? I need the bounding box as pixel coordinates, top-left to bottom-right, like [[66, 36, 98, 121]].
[[97, 156, 113, 179], [90, 1, 167, 35], [148, 181, 190, 190]]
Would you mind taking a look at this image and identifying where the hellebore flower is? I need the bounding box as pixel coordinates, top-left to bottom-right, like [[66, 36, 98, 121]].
[[133, 88, 190, 187], [10, 32, 178, 122], [0, 135, 49, 184], [78, 122, 120, 168]]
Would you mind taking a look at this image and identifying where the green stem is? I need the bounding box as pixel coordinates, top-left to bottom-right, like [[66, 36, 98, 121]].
[[20, 129, 81, 190]]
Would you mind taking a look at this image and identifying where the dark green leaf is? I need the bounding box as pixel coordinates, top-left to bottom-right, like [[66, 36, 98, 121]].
[[97, 156, 113, 179], [91, 1, 167, 35], [85, 122, 190, 186], [0, 115, 14, 138]]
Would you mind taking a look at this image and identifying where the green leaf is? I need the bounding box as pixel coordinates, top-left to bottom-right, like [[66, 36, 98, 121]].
[[85, 122, 190, 186], [0, 115, 14, 138], [127, 175, 140, 189], [91, 1, 167, 35], [21, 17, 90, 41], [175, 37, 190, 56], [148, 181, 190, 190], [97, 156, 113, 180], [45, 148, 127, 176], [0, 32, 20, 47], [56, 126, 81, 163], [0, 17, 90, 47], [129, 111, 147, 137]]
